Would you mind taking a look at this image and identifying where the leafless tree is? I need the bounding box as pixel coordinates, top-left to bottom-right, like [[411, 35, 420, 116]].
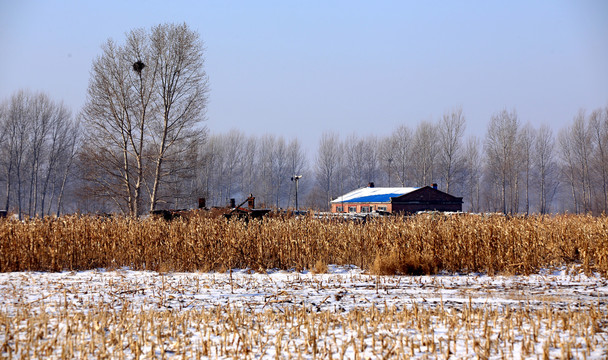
[[438, 108, 466, 193], [0, 99, 10, 212], [82, 23, 208, 216], [570, 110, 594, 212], [5, 91, 32, 219], [463, 136, 482, 212], [558, 127, 581, 213], [255, 135, 277, 207], [315, 132, 342, 209], [534, 124, 556, 214], [344, 134, 366, 190], [240, 135, 258, 198], [220, 130, 245, 204], [361, 135, 379, 187], [0, 91, 78, 218], [271, 136, 289, 208], [38, 102, 73, 216], [518, 123, 535, 214], [286, 138, 308, 208], [485, 109, 519, 214], [385, 125, 411, 187], [148, 23, 208, 212], [589, 107, 608, 213], [82, 36, 150, 215], [412, 121, 437, 187]]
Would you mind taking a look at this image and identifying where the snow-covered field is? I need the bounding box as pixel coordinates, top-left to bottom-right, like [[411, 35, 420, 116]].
[[1, 266, 607, 359]]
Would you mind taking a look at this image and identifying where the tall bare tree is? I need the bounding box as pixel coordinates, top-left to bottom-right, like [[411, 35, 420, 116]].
[[286, 138, 307, 208], [485, 109, 519, 214], [344, 134, 366, 190], [438, 108, 466, 193], [589, 107, 608, 213], [463, 136, 482, 212], [412, 121, 437, 187], [315, 132, 342, 209], [148, 23, 208, 212], [385, 125, 411, 187], [38, 102, 73, 216], [5, 91, 32, 219], [0, 91, 77, 218], [558, 127, 581, 213], [518, 124, 535, 214], [571, 110, 594, 212], [82, 23, 208, 216], [534, 124, 556, 214]]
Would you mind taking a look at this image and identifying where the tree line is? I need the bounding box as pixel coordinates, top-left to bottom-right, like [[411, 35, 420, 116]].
[[1, 23, 607, 216]]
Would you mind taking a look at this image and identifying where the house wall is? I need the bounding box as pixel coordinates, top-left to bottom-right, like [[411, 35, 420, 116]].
[[391, 186, 463, 214], [331, 203, 392, 213], [391, 202, 462, 214]]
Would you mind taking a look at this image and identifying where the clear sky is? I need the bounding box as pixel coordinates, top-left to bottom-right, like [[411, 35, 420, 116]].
[[1, 0, 607, 150]]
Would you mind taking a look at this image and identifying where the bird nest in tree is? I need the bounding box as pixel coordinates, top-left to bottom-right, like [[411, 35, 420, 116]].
[[132, 61, 146, 73]]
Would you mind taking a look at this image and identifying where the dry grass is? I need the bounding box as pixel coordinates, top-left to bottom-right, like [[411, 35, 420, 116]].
[[1, 213, 608, 276], [2, 302, 606, 359]]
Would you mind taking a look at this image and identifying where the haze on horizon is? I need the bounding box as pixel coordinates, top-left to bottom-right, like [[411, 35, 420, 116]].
[[1, 0, 607, 149]]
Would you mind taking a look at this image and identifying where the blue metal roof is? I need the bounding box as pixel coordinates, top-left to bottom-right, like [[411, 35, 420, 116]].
[[331, 187, 419, 204], [339, 193, 405, 203]]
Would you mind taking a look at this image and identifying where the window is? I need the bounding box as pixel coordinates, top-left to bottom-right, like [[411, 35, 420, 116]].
[[336, 206, 343, 212], [361, 206, 370, 213], [378, 206, 387, 211], [348, 206, 357, 213]]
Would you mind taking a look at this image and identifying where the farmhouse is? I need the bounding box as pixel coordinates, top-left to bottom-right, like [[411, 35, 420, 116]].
[[330, 183, 463, 214]]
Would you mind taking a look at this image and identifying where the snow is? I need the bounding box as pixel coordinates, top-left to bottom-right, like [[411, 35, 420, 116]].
[[331, 187, 419, 204], [1, 265, 607, 359]]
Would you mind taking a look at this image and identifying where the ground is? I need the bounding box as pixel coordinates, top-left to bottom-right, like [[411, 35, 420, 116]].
[[1, 266, 607, 359]]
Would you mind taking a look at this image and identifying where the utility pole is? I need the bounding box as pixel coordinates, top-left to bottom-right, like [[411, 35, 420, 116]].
[[291, 175, 302, 211], [388, 158, 393, 187]]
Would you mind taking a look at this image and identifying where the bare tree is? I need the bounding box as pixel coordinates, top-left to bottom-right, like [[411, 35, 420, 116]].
[[220, 130, 245, 204], [0, 99, 10, 212], [463, 136, 482, 212], [315, 132, 342, 209], [485, 109, 519, 214], [286, 138, 307, 208], [412, 121, 437, 187], [589, 107, 608, 213], [6, 91, 31, 219], [361, 135, 379, 187], [271, 136, 289, 208], [385, 125, 411, 186], [558, 127, 581, 213], [148, 23, 208, 212], [518, 124, 535, 214], [438, 108, 466, 193], [570, 110, 594, 212], [240, 135, 258, 198], [534, 124, 556, 214], [82, 36, 150, 215], [344, 134, 366, 190], [38, 102, 73, 216], [82, 23, 208, 216]]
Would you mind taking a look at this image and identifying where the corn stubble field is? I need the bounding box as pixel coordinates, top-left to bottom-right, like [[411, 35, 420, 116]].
[[1, 214, 607, 359]]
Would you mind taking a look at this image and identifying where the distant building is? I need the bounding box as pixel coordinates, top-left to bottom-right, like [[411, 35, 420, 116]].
[[330, 182, 463, 214]]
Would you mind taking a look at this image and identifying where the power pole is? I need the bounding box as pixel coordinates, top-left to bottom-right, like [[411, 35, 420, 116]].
[[291, 175, 302, 211]]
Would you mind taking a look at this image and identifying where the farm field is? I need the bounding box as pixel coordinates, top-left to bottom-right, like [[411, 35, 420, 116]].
[[1, 214, 608, 358], [1, 266, 607, 359]]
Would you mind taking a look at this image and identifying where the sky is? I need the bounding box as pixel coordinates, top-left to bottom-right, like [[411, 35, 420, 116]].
[[1, 0, 607, 152]]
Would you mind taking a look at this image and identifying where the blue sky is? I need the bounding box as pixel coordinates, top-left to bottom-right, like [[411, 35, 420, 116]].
[[1, 1, 607, 150]]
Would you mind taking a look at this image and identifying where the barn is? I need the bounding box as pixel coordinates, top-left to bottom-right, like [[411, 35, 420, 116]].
[[330, 183, 463, 214]]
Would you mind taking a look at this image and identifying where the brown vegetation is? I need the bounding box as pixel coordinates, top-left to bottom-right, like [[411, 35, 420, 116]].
[[2, 302, 605, 359], [1, 213, 607, 276]]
